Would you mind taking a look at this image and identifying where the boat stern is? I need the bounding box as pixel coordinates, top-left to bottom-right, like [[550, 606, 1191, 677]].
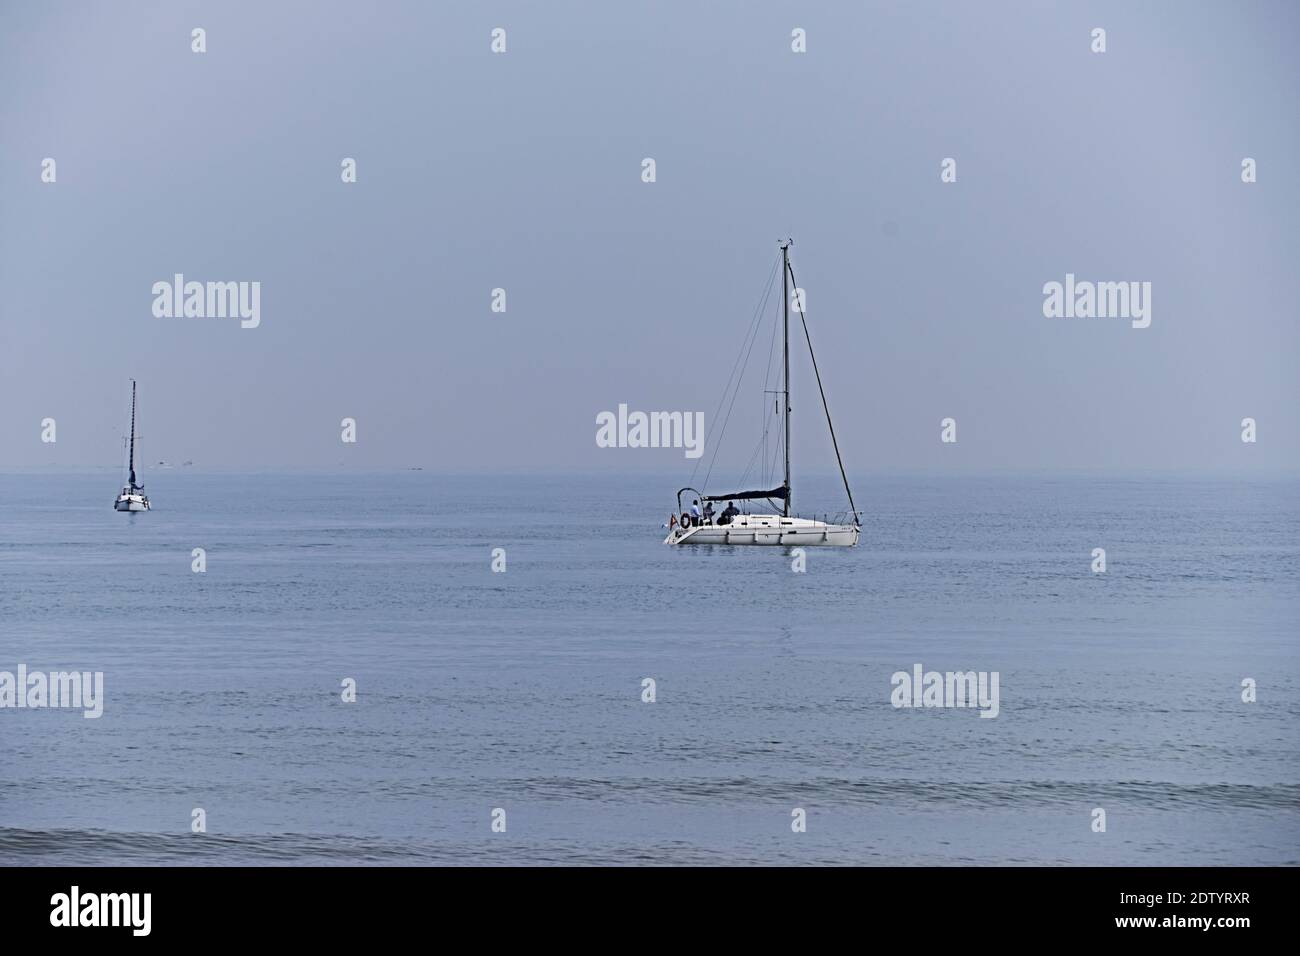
[[114, 490, 150, 512]]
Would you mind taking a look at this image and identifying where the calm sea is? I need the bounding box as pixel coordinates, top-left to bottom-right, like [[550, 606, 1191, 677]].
[[1, 471, 1297, 865]]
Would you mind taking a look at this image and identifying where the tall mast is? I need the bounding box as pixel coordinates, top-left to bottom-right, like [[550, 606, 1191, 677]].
[[781, 240, 791, 517], [128, 380, 138, 489]]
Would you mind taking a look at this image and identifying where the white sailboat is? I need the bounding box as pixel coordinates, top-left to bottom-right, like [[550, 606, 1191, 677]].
[[114, 380, 150, 512], [665, 240, 859, 547]]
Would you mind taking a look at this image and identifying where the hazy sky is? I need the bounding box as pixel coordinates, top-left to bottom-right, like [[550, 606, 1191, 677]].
[[2, 0, 1296, 475]]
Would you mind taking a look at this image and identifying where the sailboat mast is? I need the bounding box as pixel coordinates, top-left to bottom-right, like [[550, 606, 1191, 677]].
[[781, 240, 791, 517], [128, 380, 137, 488]]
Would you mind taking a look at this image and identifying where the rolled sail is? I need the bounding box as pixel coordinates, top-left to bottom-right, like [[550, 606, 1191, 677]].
[[702, 485, 789, 502]]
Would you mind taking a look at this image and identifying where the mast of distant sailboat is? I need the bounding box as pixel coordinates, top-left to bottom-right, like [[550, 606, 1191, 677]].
[[781, 240, 792, 518], [127, 379, 139, 491]]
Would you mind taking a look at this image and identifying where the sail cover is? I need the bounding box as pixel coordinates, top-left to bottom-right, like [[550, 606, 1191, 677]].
[[702, 485, 789, 502]]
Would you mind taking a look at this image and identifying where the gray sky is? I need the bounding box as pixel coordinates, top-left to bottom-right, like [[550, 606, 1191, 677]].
[[2, 0, 1296, 475]]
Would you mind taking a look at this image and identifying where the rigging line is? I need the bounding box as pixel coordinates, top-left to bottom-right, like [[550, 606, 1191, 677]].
[[786, 259, 860, 520], [699, 254, 778, 454], [766, 309, 786, 492], [761, 277, 782, 393], [736, 412, 762, 486], [765, 401, 783, 489], [735, 423, 769, 489], [770, 425, 784, 489], [699, 256, 779, 491], [702, 277, 775, 493], [759, 280, 782, 486], [121, 386, 133, 480], [688, 253, 780, 488], [762, 384, 785, 489]]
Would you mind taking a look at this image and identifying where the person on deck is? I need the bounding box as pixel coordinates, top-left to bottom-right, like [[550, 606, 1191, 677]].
[[719, 501, 739, 525]]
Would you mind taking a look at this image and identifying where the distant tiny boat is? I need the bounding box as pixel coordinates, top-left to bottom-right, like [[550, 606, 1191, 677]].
[[665, 240, 859, 547], [114, 380, 150, 512]]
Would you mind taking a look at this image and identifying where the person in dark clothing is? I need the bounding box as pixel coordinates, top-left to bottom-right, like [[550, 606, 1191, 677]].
[[718, 501, 739, 525]]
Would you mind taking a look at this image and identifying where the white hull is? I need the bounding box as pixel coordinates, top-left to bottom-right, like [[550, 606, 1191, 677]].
[[114, 493, 149, 512], [665, 514, 858, 547]]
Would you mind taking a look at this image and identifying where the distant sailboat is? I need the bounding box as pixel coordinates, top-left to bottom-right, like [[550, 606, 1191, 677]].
[[114, 380, 150, 512], [664, 240, 859, 546]]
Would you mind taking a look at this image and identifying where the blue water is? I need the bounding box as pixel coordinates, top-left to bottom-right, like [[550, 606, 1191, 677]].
[[1, 471, 1297, 865]]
